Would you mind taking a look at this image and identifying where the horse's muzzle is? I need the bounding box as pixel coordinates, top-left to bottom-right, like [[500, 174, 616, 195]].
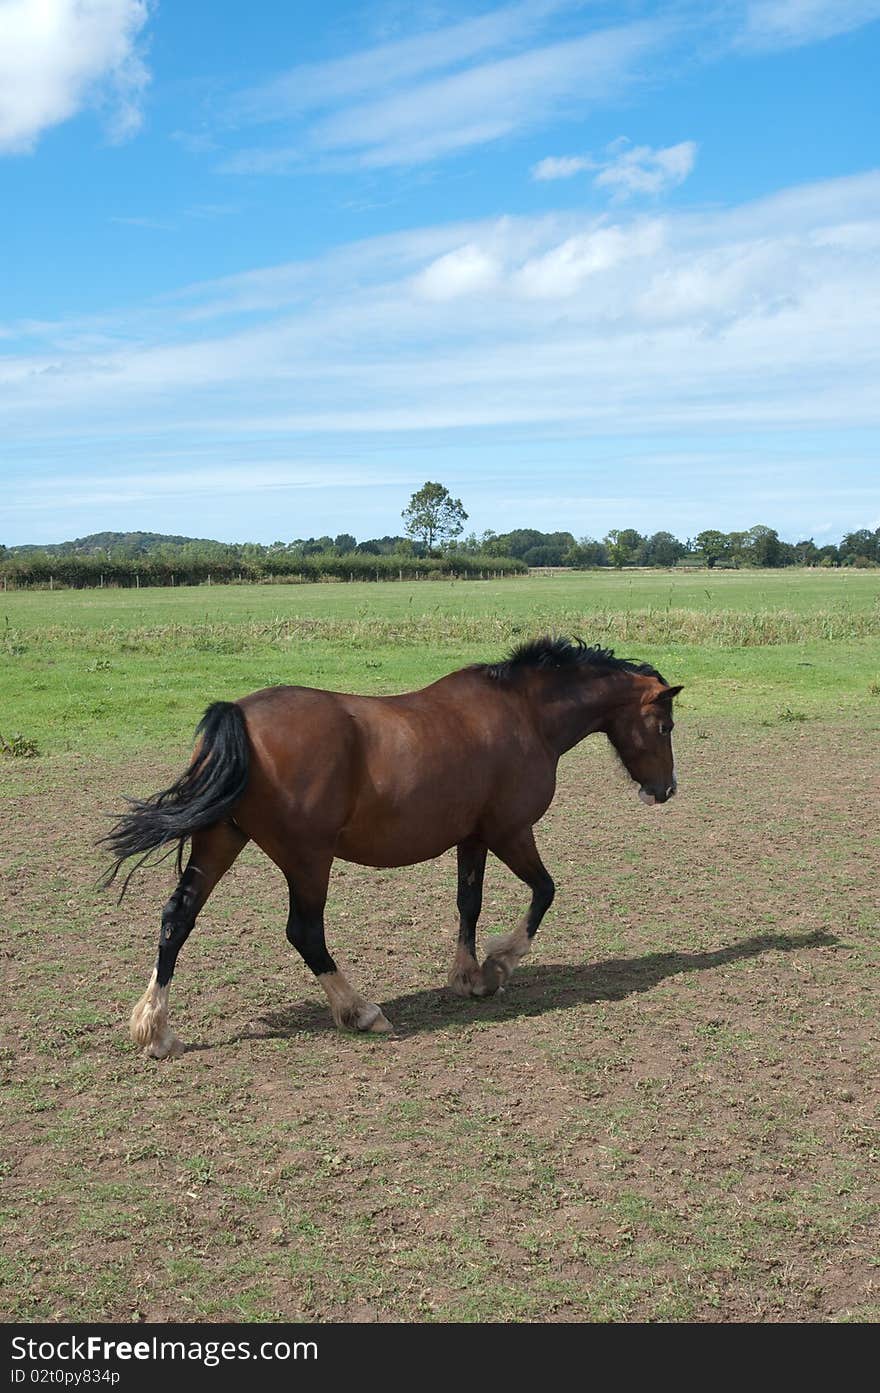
[[638, 782, 676, 806]]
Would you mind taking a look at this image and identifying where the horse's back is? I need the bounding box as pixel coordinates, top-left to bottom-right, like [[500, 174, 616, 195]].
[[231, 674, 548, 868]]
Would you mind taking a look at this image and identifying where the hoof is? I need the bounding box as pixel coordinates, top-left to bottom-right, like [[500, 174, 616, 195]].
[[482, 926, 529, 995], [147, 1033, 185, 1060], [447, 945, 495, 999], [321, 972, 393, 1035], [352, 1002, 394, 1034], [447, 966, 490, 999], [365, 1011, 394, 1034], [129, 972, 182, 1056], [481, 955, 513, 996]]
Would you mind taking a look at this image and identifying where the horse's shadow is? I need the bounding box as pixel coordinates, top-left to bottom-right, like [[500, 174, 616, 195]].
[[192, 928, 839, 1050]]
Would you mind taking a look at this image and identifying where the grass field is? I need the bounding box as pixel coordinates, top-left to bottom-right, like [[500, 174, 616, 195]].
[[1, 571, 878, 1322], [3, 571, 879, 756]]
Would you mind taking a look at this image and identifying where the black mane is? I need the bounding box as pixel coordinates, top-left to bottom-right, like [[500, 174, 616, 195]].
[[482, 635, 665, 684]]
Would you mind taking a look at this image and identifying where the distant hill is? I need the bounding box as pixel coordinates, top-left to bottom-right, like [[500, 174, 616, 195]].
[[9, 531, 218, 556]]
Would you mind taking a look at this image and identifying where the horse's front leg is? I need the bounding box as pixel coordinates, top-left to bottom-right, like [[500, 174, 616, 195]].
[[447, 839, 490, 997], [481, 827, 555, 995], [284, 855, 393, 1033]]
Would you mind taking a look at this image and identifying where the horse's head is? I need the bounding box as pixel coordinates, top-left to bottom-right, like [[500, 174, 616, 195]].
[[607, 677, 683, 806]]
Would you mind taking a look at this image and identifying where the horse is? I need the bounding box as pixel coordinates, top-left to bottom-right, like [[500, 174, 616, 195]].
[[104, 636, 681, 1058]]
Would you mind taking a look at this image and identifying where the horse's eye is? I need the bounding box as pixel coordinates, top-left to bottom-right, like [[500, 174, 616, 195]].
[[659, 722, 674, 735]]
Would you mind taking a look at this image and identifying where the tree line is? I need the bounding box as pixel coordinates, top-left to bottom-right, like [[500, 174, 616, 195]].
[[2, 478, 877, 588], [469, 524, 880, 569], [397, 483, 879, 569], [0, 541, 526, 589]]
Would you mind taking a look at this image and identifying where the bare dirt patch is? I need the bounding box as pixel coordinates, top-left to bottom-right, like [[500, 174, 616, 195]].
[[1, 720, 877, 1322]]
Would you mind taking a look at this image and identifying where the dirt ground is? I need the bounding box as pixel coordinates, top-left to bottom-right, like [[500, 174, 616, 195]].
[[1, 718, 878, 1322]]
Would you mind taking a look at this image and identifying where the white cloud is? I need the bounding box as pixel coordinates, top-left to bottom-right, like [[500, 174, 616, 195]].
[[531, 139, 697, 198], [635, 240, 800, 324], [2, 172, 880, 454], [223, 17, 667, 172], [531, 154, 595, 180], [412, 244, 502, 301], [0, 0, 150, 154], [213, 2, 880, 176], [741, 0, 880, 49], [5, 462, 399, 513], [234, 0, 576, 122], [513, 222, 664, 297], [594, 140, 698, 197], [317, 22, 665, 168]]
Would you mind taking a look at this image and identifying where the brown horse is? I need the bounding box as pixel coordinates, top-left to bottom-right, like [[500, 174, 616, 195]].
[[105, 637, 681, 1058]]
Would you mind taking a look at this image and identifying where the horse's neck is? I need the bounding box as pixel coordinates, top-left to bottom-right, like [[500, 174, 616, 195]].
[[532, 674, 620, 755]]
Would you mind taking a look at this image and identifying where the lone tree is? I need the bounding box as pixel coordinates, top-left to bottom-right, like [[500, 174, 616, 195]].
[[694, 529, 730, 569], [402, 481, 468, 550]]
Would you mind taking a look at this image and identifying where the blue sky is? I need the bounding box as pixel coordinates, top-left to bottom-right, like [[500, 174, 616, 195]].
[[1, 0, 879, 546]]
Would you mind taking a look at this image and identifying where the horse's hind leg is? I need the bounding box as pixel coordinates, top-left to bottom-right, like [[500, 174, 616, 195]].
[[130, 821, 247, 1058], [447, 839, 490, 997], [282, 854, 393, 1034], [482, 828, 555, 996]]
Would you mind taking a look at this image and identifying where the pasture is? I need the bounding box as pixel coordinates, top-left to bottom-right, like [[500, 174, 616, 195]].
[[1, 571, 878, 1322]]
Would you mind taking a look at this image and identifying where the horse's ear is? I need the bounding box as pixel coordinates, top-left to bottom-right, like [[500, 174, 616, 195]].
[[648, 684, 683, 704]]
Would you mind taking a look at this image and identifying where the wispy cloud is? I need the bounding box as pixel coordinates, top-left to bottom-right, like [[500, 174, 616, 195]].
[[5, 462, 402, 514], [232, 0, 575, 123], [3, 171, 879, 452], [511, 220, 666, 296], [313, 22, 666, 169], [531, 154, 596, 180], [110, 215, 174, 232], [209, 2, 880, 176], [221, 11, 669, 173], [108, 204, 240, 236], [740, 0, 880, 50], [184, 203, 240, 221], [595, 138, 698, 197], [413, 244, 503, 301], [0, 0, 151, 154], [532, 139, 697, 196]]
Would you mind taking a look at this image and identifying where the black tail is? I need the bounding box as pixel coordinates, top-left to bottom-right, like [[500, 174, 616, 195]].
[[101, 701, 249, 895]]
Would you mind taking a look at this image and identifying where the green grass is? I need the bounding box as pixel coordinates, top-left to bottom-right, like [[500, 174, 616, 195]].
[[5, 569, 880, 627], [2, 572, 878, 757]]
